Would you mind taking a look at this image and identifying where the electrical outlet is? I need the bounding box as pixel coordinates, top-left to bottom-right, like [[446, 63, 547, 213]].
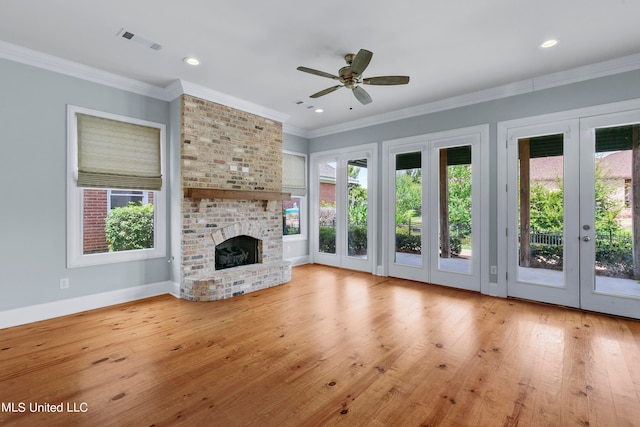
[[60, 278, 69, 289], [490, 265, 497, 275]]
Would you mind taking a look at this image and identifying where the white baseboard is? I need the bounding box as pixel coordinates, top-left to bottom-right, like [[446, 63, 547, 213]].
[[285, 255, 309, 267], [483, 282, 504, 298], [0, 281, 181, 330]]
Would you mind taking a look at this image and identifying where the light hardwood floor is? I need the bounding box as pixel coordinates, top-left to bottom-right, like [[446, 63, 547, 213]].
[[1, 264, 639, 426]]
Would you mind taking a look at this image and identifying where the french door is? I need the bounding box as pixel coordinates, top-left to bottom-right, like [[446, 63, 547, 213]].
[[383, 127, 486, 292], [504, 110, 640, 319], [579, 110, 640, 318], [310, 144, 376, 273], [505, 120, 581, 307]]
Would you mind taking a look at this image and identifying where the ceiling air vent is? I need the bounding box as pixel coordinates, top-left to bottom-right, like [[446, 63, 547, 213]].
[[117, 28, 162, 51]]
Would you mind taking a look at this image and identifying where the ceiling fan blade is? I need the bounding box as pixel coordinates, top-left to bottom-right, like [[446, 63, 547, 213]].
[[310, 85, 342, 98], [352, 86, 372, 105], [363, 76, 410, 85], [350, 49, 373, 76], [297, 66, 340, 80]]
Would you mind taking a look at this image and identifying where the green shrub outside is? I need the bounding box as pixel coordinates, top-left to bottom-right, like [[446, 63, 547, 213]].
[[395, 232, 421, 253], [348, 225, 367, 256], [530, 234, 633, 277], [105, 202, 154, 252], [319, 226, 336, 254]]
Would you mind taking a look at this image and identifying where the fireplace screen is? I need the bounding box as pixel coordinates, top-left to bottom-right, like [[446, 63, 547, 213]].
[[215, 235, 260, 270]]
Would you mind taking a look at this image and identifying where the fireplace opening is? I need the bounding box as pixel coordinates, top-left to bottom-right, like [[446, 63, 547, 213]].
[[215, 235, 261, 270]]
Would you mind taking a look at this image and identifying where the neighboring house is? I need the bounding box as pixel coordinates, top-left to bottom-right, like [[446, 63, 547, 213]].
[[317, 162, 361, 206], [529, 150, 632, 225], [318, 162, 337, 205]]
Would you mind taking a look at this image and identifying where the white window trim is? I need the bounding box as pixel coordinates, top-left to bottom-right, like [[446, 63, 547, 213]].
[[66, 105, 167, 268], [283, 150, 308, 242]]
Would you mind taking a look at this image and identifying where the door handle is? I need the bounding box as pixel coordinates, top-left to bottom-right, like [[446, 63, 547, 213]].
[[582, 236, 591, 242]]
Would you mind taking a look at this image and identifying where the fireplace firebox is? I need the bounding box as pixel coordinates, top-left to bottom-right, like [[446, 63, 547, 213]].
[[215, 235, 260, 270]]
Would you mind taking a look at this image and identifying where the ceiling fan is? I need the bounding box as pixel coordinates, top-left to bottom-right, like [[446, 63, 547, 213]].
[[296, 49, 410, 105]]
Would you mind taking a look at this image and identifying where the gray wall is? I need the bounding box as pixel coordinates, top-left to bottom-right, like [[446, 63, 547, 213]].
[[0, 59, 171, 311], [307, 69, 640, 283], [283, 132, 309, 154]]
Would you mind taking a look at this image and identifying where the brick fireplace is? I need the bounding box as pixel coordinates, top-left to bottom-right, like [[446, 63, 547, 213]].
[[180, 95, 291, 301]]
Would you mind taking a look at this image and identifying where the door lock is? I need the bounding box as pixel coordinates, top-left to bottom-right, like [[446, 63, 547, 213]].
[[582, 236, 591, 242]]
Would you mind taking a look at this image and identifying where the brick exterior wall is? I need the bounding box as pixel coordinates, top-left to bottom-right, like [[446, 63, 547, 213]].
[[319, 182, 336, 205], [83, 189, 108, 254], [180, 95, 291, 301]]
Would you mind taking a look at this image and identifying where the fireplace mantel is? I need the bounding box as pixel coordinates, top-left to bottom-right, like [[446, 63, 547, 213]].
[[184, 187, 291, 201]]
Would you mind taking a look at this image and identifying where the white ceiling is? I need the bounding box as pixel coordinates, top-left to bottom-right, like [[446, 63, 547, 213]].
[[2, 0, 640, 134]]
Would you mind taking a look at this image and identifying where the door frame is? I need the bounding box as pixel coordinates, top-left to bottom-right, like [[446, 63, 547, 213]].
[[497, 98, 640, 319], [309, 143, 378, 274], [579, 109, 640, 319], [381, 125, 489, 293], [503, 119, 581, 307]]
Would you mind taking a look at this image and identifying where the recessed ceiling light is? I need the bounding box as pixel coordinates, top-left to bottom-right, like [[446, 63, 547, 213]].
[[540, 39, 558, 48], [315, 108, 324, 113], [183, 57, 200, 66]]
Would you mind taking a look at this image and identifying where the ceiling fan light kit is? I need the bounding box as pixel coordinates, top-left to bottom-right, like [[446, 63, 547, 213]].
[[297, 48, 410, 105]]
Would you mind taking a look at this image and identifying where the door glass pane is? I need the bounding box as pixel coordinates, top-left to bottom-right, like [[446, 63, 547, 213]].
[[395, 152, 422, 266], [438, 146, 472, 273], [318, 161, 337, 254], [593, 124, 640, 297], [347, 159, 368, 258], [517, 135, 564, 286]]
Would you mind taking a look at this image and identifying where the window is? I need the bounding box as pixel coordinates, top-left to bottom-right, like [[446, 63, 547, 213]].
[[283, 196, 303, 236], [282, 151, 307, 239], [67, 105, 166, 267], [108, 190, 149, 210]]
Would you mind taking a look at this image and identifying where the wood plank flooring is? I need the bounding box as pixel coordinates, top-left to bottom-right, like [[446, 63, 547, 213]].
[[1, 264, 640, 426]]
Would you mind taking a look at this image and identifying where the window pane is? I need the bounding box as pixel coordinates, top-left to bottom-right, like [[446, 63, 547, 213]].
[[109, 190, 146, 209], [517, 135, 564, 286], [283, 197, 301, 236], [593, 124, 639, 297], [395, 152, 422, 266], [318, 161, 336, 254], [83, 189, 155, 254], [438, 146, 472, 273], [347, 159, 367, 258]]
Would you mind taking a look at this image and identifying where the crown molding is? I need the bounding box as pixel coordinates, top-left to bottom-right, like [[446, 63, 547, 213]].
[[305, 80, 534, 139], [0, 40, 169, 101], [172, 79, 290, 124], [0, 41, 290, 122], [282, 123, 309, 138], [3, 39, 640, 140], [306, 52, 640, 139], [532, 51, 640, 91]]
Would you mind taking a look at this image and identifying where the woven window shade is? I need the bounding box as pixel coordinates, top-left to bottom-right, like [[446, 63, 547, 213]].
[[76, 113, 162, 190], [282, 153, 306, 196]]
